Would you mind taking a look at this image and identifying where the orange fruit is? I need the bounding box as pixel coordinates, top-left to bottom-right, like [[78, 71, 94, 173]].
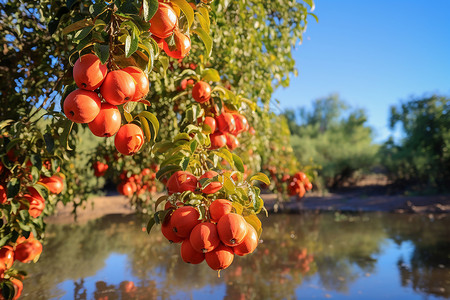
[[217, 213, 247, 246], [161, 214, 183, 243], [203, 116, 216, 133], [0, 246, 14, 273], [233, 223, 258, 256], [22, 187, 45, 218], [225, 133, 239, 150], [88, 103, 122, 137], [180, 239, 205, 264], [205, 244, 234, 271], [304, 181, 313, 191], [14, 238, 42, 263], [189, 222, 220, 253], [232, 114, 249, 134], [166, 171, 198, 195], [216, 113, 236, 134], [0, 185, 6, 204], [199, 171, 222, 194], [163, 30, 191, 59], [209, 132, 227, 149], [114, 124, 144, 155], [117, 181, 134, 196], [73, 53, 108, 90], [63, 89, 101, 123], [100, 70, 136, 105], [209, 199, 233, 223], [122, 66, 150, 101], [93, 161, 109, 177], [149, 2, 178, 39], [171, 206, 201, 238], [192, 81, 211, 103], [39, 174, 64, 194], [293, 172, 307, 182]]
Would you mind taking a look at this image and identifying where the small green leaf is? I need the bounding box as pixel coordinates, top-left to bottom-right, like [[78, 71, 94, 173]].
[[201, 68, 221, 82], [73, 26, 94, 42], [62, 19, 92, 35], [303, 0, 315, 11], [171, 0, 195, 29], [189, 140, 198, 153], [94, 44, 110, 64], [125, 32, 139, 57], [146, 216, 156, 234], [232, 153, 245, 173], [158, 56, 169, 76], [60, 120, 74, 151], [139, 111, 159, 141], [244, 214, 263, 238], [156, 165, 181, 180], [192, 28, 212, 57], [139, 116, 152, 142], [154, 195, 168, 211], [249, 172, 271, 185], [6, 178, 20, 198], [180, 156, 190, 171], [143, 0, 159, 22], [308, 12, 319, 22]]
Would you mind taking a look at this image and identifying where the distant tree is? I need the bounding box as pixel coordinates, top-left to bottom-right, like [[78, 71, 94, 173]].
[[285, 95, 378, 189], [380, 95, 450, 191]]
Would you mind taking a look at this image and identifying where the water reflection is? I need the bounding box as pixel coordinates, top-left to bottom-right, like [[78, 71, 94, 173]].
[[20, 213, 449, 299]]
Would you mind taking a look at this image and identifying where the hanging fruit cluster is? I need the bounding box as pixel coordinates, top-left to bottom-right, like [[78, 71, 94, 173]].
[[117, 167, 158, 197], [287, 172, 313, 198]]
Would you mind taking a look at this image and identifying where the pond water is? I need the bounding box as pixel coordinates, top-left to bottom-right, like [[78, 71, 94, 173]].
[[20, 212, 449, 300]]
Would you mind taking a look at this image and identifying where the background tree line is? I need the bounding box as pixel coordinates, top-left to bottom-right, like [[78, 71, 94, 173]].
[[283, 94, 450, 194]]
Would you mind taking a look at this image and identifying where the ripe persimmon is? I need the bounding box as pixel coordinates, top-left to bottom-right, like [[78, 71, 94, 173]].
[[161, 215, 183, 243], [117, 181, 134, 196], [63, 89, 101, 123], [293, 172, 308, 182], [0, 185, 6, 204], [225, 133, 239, 150], [22, 187, 45, 218], [114, 124, 144, 156], [216, 113, 236, 134], [232, 114, 249, 134], [0, 246, 14, 273], [209, 132, 227, 149], [233, 223, 258, 256], [192, 81, 211, 103], [88, 103, 122, 137], [73, 53, 108, 90], [181, 239, 205, 264], [149, 2, 178, 39], [163, 30, 191, 59], [122, 66, 150, 101], [100, 70, 136, 105], [190, 222, 220, 253], [209, 199, 233, 223], [304, 181, 313, 191], [39, 174, 64, 194], [199, 171, 222, 194], [171, 206, 201, 238], [217, 213, 248, 247], [166, 171, 198, 195], [14, 237, 42, 263], [203, 116, 216, 133], [205, 244, 234, 271], [93, 161, 109, 177]]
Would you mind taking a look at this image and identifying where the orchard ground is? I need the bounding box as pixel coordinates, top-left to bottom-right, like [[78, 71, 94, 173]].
[[46, 175, 450, 225]]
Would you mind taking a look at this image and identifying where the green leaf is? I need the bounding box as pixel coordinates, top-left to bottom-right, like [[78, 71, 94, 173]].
[[158, 56, 169, 76], [244, 214, 263, 238], [67, 0, 80, 9], [138, 111, 159, 141], [6, 178, 20, 199], [154, 195, 168, 211], [195, 11, 210, 33], [232, 153, 245, 173], [156, 165, 181, 180], [73, 26, 94, 42], [180, 156, 190, 171], [192, 28, 212, 57], [146, 216, 156, 234], [0, 119, 13, 130], [33, 183, 49, 200], [139, 116, 152, 142], [249, 172, 270, 185], [171, 0, 195, 29], [308, 12, 319, 23], [94, 44, 110, 64], [62, 19, 92, 35], [143, 0, 159, 22], [43, 133, 54, 154], [125, 32, 139, 58], [60, 120, 74, 151], [201, 68, 221, 82], [303, 0, 315, 11], [189, 140, 198, 153], [31, 166, 40, 183]]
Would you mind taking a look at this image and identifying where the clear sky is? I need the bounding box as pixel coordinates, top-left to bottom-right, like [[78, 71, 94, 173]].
[[273, 0, 450, 142]]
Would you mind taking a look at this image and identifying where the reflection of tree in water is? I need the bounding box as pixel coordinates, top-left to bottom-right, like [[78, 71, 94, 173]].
[[386, 214, 450, 298]]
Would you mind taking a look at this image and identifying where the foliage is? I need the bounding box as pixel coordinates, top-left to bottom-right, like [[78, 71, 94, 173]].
[[379, 95, 450, 192], [284, 94, 379, 189]]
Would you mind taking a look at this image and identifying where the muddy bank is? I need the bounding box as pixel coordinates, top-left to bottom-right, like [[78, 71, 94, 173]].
[[45, 191, 450, 225]]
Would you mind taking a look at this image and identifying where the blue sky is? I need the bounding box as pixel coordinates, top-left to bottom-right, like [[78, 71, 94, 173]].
[[273, 0, 450, 142]]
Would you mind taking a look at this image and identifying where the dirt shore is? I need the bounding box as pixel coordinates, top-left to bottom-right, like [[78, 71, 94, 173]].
[[45, 191, 450, 225]]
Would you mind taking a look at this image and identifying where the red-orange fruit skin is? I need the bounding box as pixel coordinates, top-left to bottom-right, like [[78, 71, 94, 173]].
[[205, 244, 234, 271], [0, 246, 14, 273], [22, 187, 45, 218], [149, 2, 178, 39], [114, 124, 144, 156], [100, 70, 136, 105], [181, 239, 205, 264], [93, 161, 109, 177], [166, 171, 198, 195], [0, 185, 7, 204], [63, 89, 101, 123], [192, 81, 211, 103], [161, 215, 183, 243], [209, 132, 227, 149], [39, 175, 64, 194], [14, 238, 43, 263], [199, 171, 222, 194], [217, 213, 248, 247], [122, 66, 150, 101], [189, 222, 220, 253], [171, 206, 201, 238], [209, 199, 233, 223], [163, 31, 191, 59], [88, 103, 122, 137], [233, 223, 258, 256], [232, 114, 249, 134], [73, 54, 108, 90], [203, 116, 216, 133], [216, 113, 236, 134], [226, 133, 239, 150]]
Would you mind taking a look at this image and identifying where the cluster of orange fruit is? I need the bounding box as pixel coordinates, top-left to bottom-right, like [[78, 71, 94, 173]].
[[160, 170, 259, 272], [287, 172, 313, 197], [64, 54, 148, 155], [149, 2, 193, 59], [0, 234, 43, 299], [117, 167, 158, 197]]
